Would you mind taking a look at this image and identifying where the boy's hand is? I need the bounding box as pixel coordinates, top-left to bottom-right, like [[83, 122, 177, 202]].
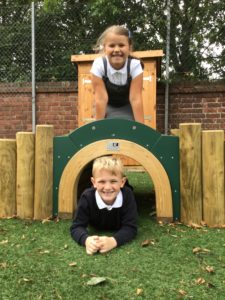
[[85, 236, 101, 255], [98, 236, 117, 253]]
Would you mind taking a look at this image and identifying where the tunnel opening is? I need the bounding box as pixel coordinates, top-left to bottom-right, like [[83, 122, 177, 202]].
[[76, 155, 156, 220], [58, 139, 173, 221]]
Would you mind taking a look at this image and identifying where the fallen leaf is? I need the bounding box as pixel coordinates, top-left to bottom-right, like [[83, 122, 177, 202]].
[[192, 247, 201, 253], [42, 218, 51, 224], [18, 278, 33, 284], [39, 250, 50, 254], [158, 220, 164, 226], [141, 239, 155, 247], [205, 266, 214, 273], [200, 220, 207, 227], [178, 289, 187, 296], [69, 262, 77, 267], [86, 277, 107, 286], [0, 262, 7, 268], [136, 288, 143, 296], [0, 239, 8, 245], [192, 247, 210, 254], [190, 223, 202, 229], [195, 277, 206, 285]]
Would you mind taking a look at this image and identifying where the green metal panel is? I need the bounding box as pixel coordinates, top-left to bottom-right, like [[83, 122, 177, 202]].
[[53, 119, 180, 220]]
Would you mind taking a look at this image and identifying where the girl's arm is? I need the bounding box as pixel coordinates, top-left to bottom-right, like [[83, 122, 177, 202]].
[[129, 73, 144, 124], [91, 74, 108, 120]]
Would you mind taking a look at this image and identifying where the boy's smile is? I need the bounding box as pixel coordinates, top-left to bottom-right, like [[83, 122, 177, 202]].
[[91, 169, 126, 205]]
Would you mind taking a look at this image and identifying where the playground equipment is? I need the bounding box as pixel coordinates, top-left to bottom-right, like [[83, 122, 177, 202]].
[[53, 119, 180, 221], [72, 50, 164, 167], [71, 50, 163, 129], [0, 121, 224, 226]]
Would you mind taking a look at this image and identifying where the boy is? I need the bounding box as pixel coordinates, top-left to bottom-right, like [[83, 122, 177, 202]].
[[70, 156, 138, 255]]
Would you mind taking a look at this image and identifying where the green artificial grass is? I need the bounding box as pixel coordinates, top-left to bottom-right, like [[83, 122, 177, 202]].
[[0, 172, 225, 300]]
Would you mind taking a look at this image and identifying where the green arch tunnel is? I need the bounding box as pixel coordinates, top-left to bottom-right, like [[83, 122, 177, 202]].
[[53, 119, 180, 220]]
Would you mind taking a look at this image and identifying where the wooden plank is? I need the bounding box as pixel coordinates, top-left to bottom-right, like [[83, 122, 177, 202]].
[[202, 130, 225, 226], [16, 132, 35, 219], [170, 129, 180, 136], [71, 50, 164, 63], [142, 60, 156, 128], [179, 123, 202, 224], [78, 73, 95, 127], [0, 139, 16, 218], [34, 125, 54, 220]]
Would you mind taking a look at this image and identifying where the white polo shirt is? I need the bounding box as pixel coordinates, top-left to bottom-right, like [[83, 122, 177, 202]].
[[95, 190, 123, 211], [90, 56, 143, 86]]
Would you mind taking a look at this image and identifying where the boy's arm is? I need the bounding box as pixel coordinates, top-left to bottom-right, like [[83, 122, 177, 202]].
[[70, 194, 90, 246], [113, 188, 138, 247]]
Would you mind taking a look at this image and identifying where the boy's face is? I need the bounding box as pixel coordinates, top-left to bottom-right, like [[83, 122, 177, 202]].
[[91, 169, 126, 205], [103, 33, 131, 70]]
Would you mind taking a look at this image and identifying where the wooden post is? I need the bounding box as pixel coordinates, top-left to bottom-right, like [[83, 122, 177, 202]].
[[34, 125, 54, 220], [0, 139, 16, 218], [179, 123, 202, 224], [16, 132, 35, 219], [202, 130, 225, 226]]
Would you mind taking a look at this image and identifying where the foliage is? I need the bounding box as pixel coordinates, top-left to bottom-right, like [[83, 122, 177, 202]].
[[0, 0, 224, 82]]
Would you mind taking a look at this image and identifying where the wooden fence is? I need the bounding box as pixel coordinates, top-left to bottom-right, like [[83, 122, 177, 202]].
[[0, 123, 224, 226], [0, 125, 53, 220]]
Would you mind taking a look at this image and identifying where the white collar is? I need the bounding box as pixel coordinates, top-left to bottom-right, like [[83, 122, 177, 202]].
[[106, 56, 127, 75], [95, 190, 123, 210]]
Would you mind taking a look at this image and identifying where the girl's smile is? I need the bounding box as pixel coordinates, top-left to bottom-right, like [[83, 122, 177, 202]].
[[103, 33, 131, 70]]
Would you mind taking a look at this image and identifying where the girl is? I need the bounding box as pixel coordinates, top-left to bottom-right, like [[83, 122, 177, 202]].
[[90, 25, 144, 123]]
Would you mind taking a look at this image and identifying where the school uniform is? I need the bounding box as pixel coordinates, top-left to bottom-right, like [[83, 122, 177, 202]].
[[90, 56, 143, 120], [70, 186, 138, 247]]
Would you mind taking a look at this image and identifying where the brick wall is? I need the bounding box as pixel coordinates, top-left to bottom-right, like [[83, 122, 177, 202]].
[[0, 82, 78, 139], [0, 81, 224, 139], [157, 82, 225, 133]]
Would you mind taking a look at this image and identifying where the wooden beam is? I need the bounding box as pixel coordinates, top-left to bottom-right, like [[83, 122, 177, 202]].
[[16, 132, 35, 219], [179, 123, 202, 224], [34, 125, 54, 220], [202, 130, 225, 226], [71, 50, 164, 63], [0, 139, 16, 218]]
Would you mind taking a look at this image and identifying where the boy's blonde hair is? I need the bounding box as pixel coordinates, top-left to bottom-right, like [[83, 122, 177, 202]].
[[92, 156, 125, 177]]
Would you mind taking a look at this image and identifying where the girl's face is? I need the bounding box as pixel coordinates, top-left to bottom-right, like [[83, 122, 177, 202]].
[[103, 33, 131, 70], [91, 169, 126, 205]]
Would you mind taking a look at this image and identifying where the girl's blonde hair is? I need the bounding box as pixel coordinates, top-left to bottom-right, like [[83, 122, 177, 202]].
[[92, 156, 125, 177], [93, 25, 133, 53]]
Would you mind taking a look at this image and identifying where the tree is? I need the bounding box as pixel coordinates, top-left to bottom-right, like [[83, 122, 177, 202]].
[[0, 0, 224, 82]]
